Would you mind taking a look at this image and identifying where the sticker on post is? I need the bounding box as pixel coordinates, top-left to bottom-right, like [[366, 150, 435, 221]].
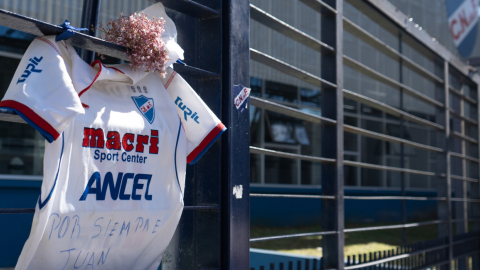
[[233, 185, 243, 199], [233, 85, 251, 113]]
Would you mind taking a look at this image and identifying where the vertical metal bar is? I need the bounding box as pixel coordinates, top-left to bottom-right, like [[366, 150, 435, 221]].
[[435, 62, 451, 270], [320, 0, 344, 269], [221, 0, 250, 269], [456, 81, 467, 270], [260, 79, 266, 185], [398, 31, 407, 247], [79, 0, 101, 63], [473, 81, 480, 270], [444, 61, 454, 270]]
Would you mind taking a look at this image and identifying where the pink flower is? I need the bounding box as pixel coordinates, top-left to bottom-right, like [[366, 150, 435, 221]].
[[98, 12, 169, 76]]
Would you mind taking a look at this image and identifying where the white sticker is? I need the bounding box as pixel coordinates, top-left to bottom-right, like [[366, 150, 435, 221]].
[[233, 85, 251, 113], [233, 185, 243, 199]]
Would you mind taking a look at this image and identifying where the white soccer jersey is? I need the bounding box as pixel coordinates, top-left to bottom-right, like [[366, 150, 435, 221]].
[[0, 34, 225, 270]]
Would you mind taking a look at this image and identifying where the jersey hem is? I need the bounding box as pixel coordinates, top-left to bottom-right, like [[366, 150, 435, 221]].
[[187, 123, 226, 164], [0, 100, 59, 142]]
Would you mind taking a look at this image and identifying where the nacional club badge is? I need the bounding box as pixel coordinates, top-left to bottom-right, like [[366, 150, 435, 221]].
[[445, 0, 479, 58], [233, 84, 251, 113], [132, 95, 155, 124]]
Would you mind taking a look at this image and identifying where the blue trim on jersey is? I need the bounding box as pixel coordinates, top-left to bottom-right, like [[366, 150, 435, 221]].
[[1, 107, 54, 143], [38, 132, 64, 209], [189, 126, 227, 165], [174, 121, 182, 194]]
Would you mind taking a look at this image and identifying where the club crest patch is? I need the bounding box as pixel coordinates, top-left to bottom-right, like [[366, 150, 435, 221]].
[[132, 95, 155, 124]]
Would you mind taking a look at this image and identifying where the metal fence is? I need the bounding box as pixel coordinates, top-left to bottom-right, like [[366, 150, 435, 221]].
[[249, 0, 480, 270], [251, 232, 480, 270], [0, 0, 250, 269]]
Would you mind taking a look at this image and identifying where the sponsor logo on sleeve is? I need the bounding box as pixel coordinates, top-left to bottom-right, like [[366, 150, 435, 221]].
[[17, 56, 43, 84], [174, 97, 200, 124]]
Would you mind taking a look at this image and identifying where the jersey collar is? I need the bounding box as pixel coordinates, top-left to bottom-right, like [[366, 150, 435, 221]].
[[68, 48, 150, 93]]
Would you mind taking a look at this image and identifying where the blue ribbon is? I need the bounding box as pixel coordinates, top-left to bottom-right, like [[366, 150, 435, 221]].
[[55, 20, 89, 42], [176, 59, 187, 66]]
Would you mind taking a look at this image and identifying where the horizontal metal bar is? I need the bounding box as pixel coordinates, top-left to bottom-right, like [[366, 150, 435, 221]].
[[452, 131, 478, 144], [0, 208, 35, 214], [450, 152, 480, 163], [344, 124, 444, 153], [415, 260, 450, 270], [344, 220, 446, 233], [0, 108, 26, 124], [250, 4, 333, 52], [0, 9, 219, 80], [451, 198, 480, 203], [449, 85, 477, 105], [453, 249, 480, 260], [250, 193, 336, 199], [172, 63, 220, 80], [251, 220, 452, 242], [344, 244, 449, 270], [343, 55, 444, 107], [343, 89, 444, 131], [343, 17, 444, 84], [0, 206, 216, 214], [250, 230, 338, 242], [363, 0, 479, 84], [0, 9, 126, 59], [183, 206, 219, 210], [250, 48, 337, 88], [149, 0, 220, 20], [250, 96, 336, 125], [344, 196, 446, 201], [449, 109, 478, 125], [251, 194, 448, 201], [450, 174, 479, 183], [465, 219, 480, 222], [250, 146, 336, 163], [453, 235, 480, 245], [298, 0, 337, 15], [343, 160, 436, 176]]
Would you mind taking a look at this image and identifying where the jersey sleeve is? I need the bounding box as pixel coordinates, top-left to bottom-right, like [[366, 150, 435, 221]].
[[161, 69, 226, 164], [0, 36, 84, 143]]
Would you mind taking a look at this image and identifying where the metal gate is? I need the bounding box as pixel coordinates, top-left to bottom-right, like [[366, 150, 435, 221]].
[[0, 0, 250, 269], [248, 0, 480, 269]]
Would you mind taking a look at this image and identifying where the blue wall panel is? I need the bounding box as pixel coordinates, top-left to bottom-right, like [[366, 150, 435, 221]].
[[250, 187, 438, 227], [0, 180, 41, 267], [0, 182, 439, 267]]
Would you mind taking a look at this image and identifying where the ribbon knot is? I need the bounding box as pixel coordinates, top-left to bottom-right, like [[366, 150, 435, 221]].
[[55, 20, 89, 42]]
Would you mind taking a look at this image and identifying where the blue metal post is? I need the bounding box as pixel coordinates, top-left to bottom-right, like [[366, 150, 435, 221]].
[[79, 0, 101, 63], [321, 0, 344, 269], [221, 0, 250, 268]]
